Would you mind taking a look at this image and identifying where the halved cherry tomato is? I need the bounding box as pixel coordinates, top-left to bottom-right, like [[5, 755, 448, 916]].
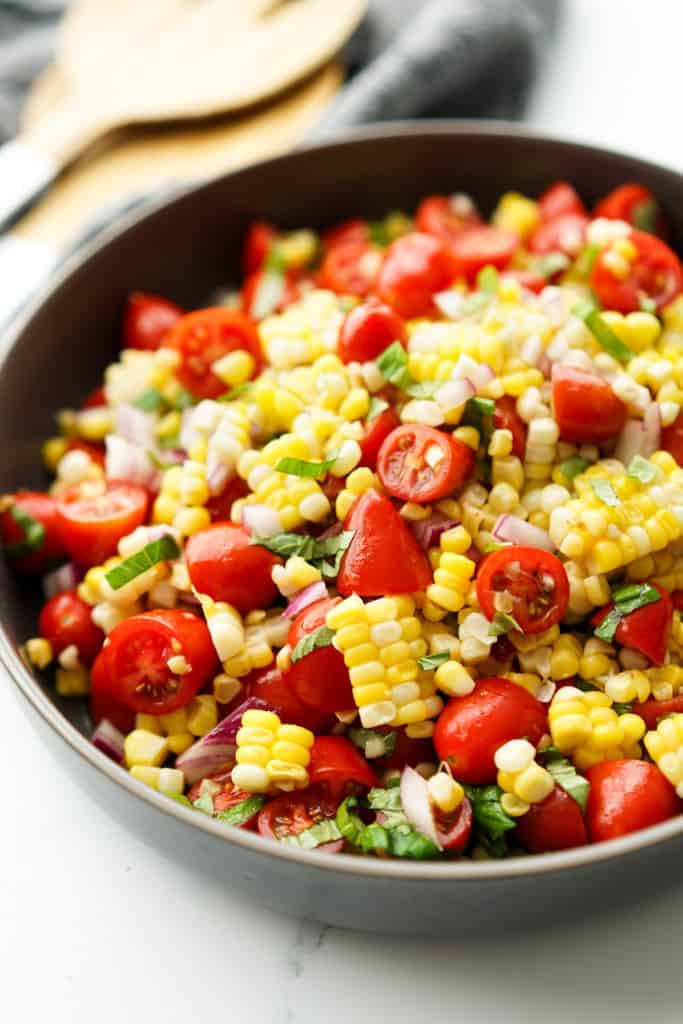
[[337, 298, 407, 364], [187, 771, 261, 828], [633, 695, 683, 730], [0, 490, 66, 574], [594, 183, 666, 236], [514, 785, 588, 852], [493, 395, 526, 459], [55, 480, 148, 567], [66, 439, 105, 468], [528, 213, 588, 257], [377, 424, 474, 503], [591, 583, 672, 666], [433, 677, 547, 784], [242, 221, 278, 275], [286, 598, 354, 713], [585, 759, 680, 842], [661, 409, 683, 466], [591, 229, 683, 313], [450, 226, 517, 280], [317, 241, 379, 297], [359, 406, 401, 470], [538, 181, 587, 222], [235, 665, 332, 734], [322, 218, 369, 252], [122, 292, 184, 351], [415, 194, 481, 246], [241, 268, 301, 318], [38, 590, 104, 665], [476, 546, 569, 635], [81, 386, 106, 409], [166, 308, 262, 400], [435, 795, 473, 852], [89, 649, 135, 733], [205, 476, 249, 522], [376, 232, 456, 318], [308, 736, 378, 791], [375, 727, 434, 772], [552, 364, 627, 443], [185, 523, 280, 614], [257, 784, 340, 841], [96, 609, 218, 715], [337, 489, 432, 597]]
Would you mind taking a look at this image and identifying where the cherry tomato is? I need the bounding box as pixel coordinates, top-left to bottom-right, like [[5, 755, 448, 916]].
[[514, 785, 588, 852], [552, 364, 627, 443], [501, 269, 547, 294], [538, 181, 587, 221], [661, 409, 683, 466], [377, 424, 474, 503], [242, 221, 278, 275], [594, 183, 666, 236], [337, 489, 432, 597], [257, 784, 340, 841], [81, 386, 106, 409], [0, 490, 66, 575], [235, 665, 332, 734], [337, 299, 407, 364], [205, 476, 249, 522], [591, 229, 683, 314], [672, 590, 683, 611], [66, 439, 105, 468], [433, 677, 547, 784], [96, 609, 218, 715], [359, 406, 401, 470], [415, 194, 481, 245], [528, 213, 588, 257], [187, 770, 260, 828], [585, 759, 680, 842], [376, 232, 456, 319], [476, 545, 569, 635], [493, 395, 526, 459], [435, 795, 473, 852], [633, 695, 683, 730], [89, 649, 135, 733], [185, 522, 280, 614], [317, 241, 379, 297], [374, 728, 434, 773], [56, 480, 148, 568], [322, 218, 369, 251], [122, 292, 184, 351], [241, 268, 301, 318], [591, 583, 672, 666], [38, 590, 104, 665], [166, 308, 262, 400], [286, 598, 354, 713], [450, 226, 517, 280], [308, 736, 378, 791]]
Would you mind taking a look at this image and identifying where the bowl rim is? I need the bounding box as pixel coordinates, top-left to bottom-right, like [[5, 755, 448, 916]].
[[4, 118, 683, 882]]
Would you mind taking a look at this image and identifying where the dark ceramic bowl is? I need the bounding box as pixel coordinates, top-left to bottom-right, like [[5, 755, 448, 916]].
[[3, 123, 683, 935]]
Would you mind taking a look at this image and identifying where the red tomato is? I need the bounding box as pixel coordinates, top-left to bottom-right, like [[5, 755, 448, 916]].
[[241, 268, 301, 318], [376, 232, 457, 319], [257, 784, 340, 841], [317, 241, 379, 297], [122, 292, 184, 351], [56, 480, 148, 568], [538, 181, 587, 221], [661, 409, 683, 466], [476, 546, 569, 635], [205, 476, 249, 522], [634, 695, 683, 730], [594, 183, 666, 236], [528, 213, 588, 256], [97, 609, 218, 715], [187, 770, 260, 828], [308, 736, 378, 791], [286, 598, 354, 713], [450, 226, 517, 279], [415, 194, 481, 245], [166, 308, 262, 400], [514, 785, 588, 853], [493, 395, 526, 458], [337, 299, 407, 364], [66, 439, 105, 468], [81, 386, 106, 409], [672, 590, 683, 611], [89, 649, 135, 733], [236, 665, 332, 734], [0, 490, 66, 574], [359, 406, 401, 470], [322, 218, 369, 251], [375, 728, 434, 772], [337, 489, 432, 597], [435, 795, 473, 852], [242, 221, 278, 275], [585, 759, 680, 842], [501, 269, 547, 294], [377, 424, 474, 503], [185, 523, 280, 614], [38, 590, 104, 665], [433, 677, 547, 784], [591, 583, 672, 666], [552, 364, 627, 443], [591, 229, 683, 314]]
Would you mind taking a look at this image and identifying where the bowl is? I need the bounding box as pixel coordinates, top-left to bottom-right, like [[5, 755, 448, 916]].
[[3, 122, 683, 934]]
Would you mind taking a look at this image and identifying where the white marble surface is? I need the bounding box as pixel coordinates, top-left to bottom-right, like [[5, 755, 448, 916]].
[[4, 1, 683, 1021]]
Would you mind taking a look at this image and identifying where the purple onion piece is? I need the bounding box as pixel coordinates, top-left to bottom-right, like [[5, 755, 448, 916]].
[[410, 514, 459, 550], [283, 580, 328, 619], [92, 719, 125, 764], [176, 697, 275, 784]]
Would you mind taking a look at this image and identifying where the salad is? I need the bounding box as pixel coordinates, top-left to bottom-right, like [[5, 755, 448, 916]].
[[5, 178, 683, 861]]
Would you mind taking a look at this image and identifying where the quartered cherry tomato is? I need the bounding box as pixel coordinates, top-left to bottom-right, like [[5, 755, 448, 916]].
[[538, 180, 587, 222], [96, 609, 218, 715], [585, 759, 680, 842], [591, 583, 672, 666], [591, 229, 683, 313], [337, 298, 407, 364], [359, 406, 401, 470], [377, 424, 475, 503], [257, 784, 340, 841], [528, 213, 588, 257], [205, 476, 249, 522], [241, 268, 301, 318], [415, 194, 481, 246], [242, 220, 278, 275], [337, 489, 432, 597], [308, 736, 378, 791], [433, 677, 547, 784], [166, 308, 262, 400], [493, 395, 527, 458], [514, 785, 588, 853], [185, 523, 280, 614], [450, 226, 517, 280], [0, 490, 66, 574], [187, 771, 261, 828], [594, 183, 666, 236], [318, 241, 379, 297], [236, 665, 332, 734], [633, 695, 683, 730], [552, 364, 627, 443], [55, 480, 148, 568], [661, 409, 683, 466], [477, 546, 569, 635], [122, 292, 184, 351], [286, 598, 354, 713], [376, 232, 456, 318], [435, 795, 473, 852], [38, 590, 104, 665], [89, 649, 135, 733]]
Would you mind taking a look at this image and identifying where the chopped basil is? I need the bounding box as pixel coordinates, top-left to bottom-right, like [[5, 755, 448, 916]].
[[539, 748, 590, 811], [336, 792, 439, 858], [367, 785, 403, 813], [133, 387, 164, 412], [488, 612, 522, 637], [560, 455, 590, 481], [594, 582, 662, 642], [366, 396, 389, 421], [468, 396, 495, 416], [216, 795, 265, 826], [639, 295, 657, 315], [192, 791, 215, 816], [335, 796, 364, 844], [358, 823, 392, 854], [290, 624, 335, 664], [368, 220, 389, 247], [477, 265, 499, 294], [482, 540, 507, 553], [376, 341, 411, 388], [275, 447, 341, 479], [627, 454, 656, 484], [612, 701, 633, 716], [462, 395, 495, 442], [464, 784, 515, 857], [533, 251, 570, 278], [280, 818, 342, 849], [404, 380, 441, 399], [572, 299, 633, 362], [348, 727, 397, 759], [104, 534, 180, 590], [590, 478, 620, 506], [218, 381, 253, 403], [574, 243, 600, 277], [387, 825, 440, 859], [594, 607, 623, 643], [4, 505, 45, 559], [172, 388, 195, 411], [632, 197, 659, 234], [251, 530, 353, 580], [417, 651, 450, 671]]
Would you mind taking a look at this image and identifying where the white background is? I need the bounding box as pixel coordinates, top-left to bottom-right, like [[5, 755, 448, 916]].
[[3, 2, 683, 1021]]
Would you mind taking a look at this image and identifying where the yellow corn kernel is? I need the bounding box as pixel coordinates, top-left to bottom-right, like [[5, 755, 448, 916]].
[[427, 772, 464, 814], [124, 729, 169, 768], [186, 694, 218, 737], [335, 622, 371, 650], [492, 191, 540, 241], [514, 763, 554, 804], [42, 437, 68, 473], [173, 506, 211, 536], [434, 660, 475, 697], [166, 733, 194, 755], [55, 665, 90, 697], [500, 793, 530, 817], [325, 594, 365, 631], [349, 662, 386, 688], [25, 637, 53, 669], [135, 713, 162, 735]]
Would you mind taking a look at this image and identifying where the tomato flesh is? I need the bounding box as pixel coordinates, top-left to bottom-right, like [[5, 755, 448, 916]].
[[476, 545, 569, 635], [529, 213, 588, 256], [591, 229, 683, 313], [377, 424, 474, 503], [39, 590, 104, 665], [552, 364, 627, 443], [376, 232, 456, 318], [286, 598, 354, 713], [494, 395, 526, 459], [337, 299, 407, 364], [435, 796, 473, 852], [318, 241, 379, 297], [185, 522, 280, 614], [359, 406, 401, 470], [661, 409, 683, 466], [450, 226, 517, 279], [415, 194, 481, 245], [89, 650, 135, 733], [166, 308, 262, 399], [56, 480, 148, 568], [242, 221, 278, 275], [538, 181, 587, 222], [122, 292, 183, 351], [257, 784, 340, 840], [308, 736, 378, 791], [594, 183, 666, 236], [585, 759, 680, 842], [591, 583, 672, 666], [187, 771, 260, 828], [514, 786, 588, 852], [634, 695, 683, 730], [235, 665, 332, 734], [0, 490, 66, 575]]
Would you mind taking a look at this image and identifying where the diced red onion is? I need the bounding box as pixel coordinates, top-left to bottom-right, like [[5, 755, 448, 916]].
[[315, 840, 344, 854], [434, 378, 474, 412], [468, 363, 495, 393], [114, 404, 156, 448], [180, 407, 200, 451], [176, 697, 274, 784], [241, 503, 283, 538], [206, 460, 232, 497], [466, 544, 483, 565], [283, 580, 328, 619], [539, 353, 553, 379], [521, 335, 543, 367], [410, 513, 459, 550], [434, 290, 464, 319], [615, 419, 646, 465], [92, 719, 125, 763], [400, 766, 442, 850], [42, 562, 79, 599], [643, 402, 661, 455], [105, 436, 159, 488], [492, 514, 555, 552]]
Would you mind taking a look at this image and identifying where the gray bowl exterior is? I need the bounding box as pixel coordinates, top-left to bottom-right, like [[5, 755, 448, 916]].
[[3, 123, 683, 934]]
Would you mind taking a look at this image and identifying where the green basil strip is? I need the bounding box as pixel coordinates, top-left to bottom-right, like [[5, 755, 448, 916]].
[[560, 455, 590, 481], [104, 534, 180, 590], [417, 651, 450, 671], [251, 530, 353, 581], [216, 795, 265, 826], [290, 625, 335, 664], [133, 387, 164, 412], [488, 612, 522, 637], [540, 748, 590, 811], [572, 300, 633, 362], [366, 396, 389, 420], [280, 818, 342, 849], [4, 505, 45, 559], [348, 727, 397, 759], [376, 341, 411, 388], [275, 447, 341, 479], [476, 265, 499, 294]]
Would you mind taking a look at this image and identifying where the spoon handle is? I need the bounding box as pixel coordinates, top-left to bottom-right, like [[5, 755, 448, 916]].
[[0, 141, 59, 231]]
